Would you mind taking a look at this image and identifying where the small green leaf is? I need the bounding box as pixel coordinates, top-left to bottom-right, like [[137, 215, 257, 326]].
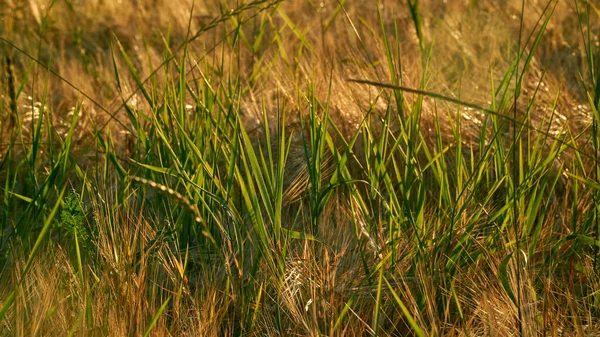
[[143, 297, 170, 337], [499, 253, 517, 306]]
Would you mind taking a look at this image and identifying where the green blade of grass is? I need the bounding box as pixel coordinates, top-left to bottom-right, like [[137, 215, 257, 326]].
[[143, 297, 171, 337]]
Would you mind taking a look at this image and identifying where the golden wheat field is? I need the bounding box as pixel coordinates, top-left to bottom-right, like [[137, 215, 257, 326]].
[[1, 0, 600, 336]]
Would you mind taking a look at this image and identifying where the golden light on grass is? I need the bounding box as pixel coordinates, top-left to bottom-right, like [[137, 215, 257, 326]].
[[1, 0, 599, 335]]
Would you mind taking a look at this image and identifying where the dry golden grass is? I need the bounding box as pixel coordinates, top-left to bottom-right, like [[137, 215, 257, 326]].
[[1, 0, 600, 336]]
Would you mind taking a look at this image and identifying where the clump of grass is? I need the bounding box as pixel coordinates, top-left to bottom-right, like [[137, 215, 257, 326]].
[[1, 0, 599, 336]]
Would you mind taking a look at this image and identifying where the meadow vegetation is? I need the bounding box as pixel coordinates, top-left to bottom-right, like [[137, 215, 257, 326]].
[[1, 0, 600, 335]]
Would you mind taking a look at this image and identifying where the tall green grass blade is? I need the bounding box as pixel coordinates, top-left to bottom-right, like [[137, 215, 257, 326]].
[[143, 297, 171, 337], [0, 184, 67, 320], [499, 252, 518, 306], [384, 277, 425, 337]]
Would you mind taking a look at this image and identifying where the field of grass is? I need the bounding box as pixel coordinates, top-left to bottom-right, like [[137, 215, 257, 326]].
[[1, 0, 600, 335]]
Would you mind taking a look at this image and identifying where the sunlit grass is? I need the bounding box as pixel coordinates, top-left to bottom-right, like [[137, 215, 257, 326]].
[[0, 0, 599, 335]]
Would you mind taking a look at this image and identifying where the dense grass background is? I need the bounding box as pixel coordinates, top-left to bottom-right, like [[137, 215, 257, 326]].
[[1, 0, 600, 335]]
